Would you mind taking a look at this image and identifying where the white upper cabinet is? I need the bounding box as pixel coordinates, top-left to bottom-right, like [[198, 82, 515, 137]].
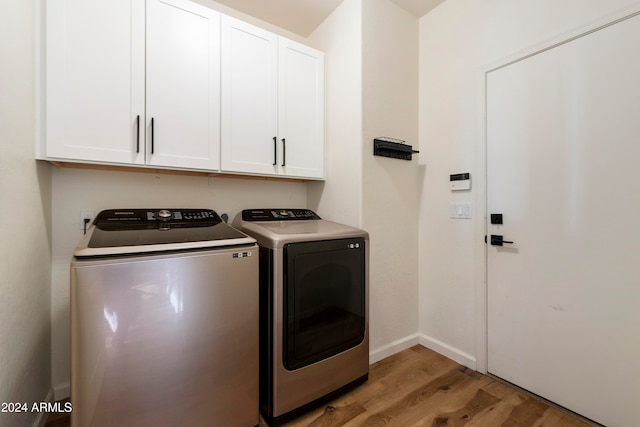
[[44, 0, 323, 179], [45, 0, 146, 164], [221, 17, 325, 179], [278, 39, 325, 179], [220, 16, 279, 175], [45, 0, 220, 171], [146, 0, 220, 170]]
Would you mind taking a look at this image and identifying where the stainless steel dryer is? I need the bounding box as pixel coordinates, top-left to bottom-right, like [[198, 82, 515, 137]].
[[71, 209, 259, 427], [233, 209, 369, 426]]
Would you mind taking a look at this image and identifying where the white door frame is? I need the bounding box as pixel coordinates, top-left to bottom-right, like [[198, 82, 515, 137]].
[[474, 3, 640, 375]]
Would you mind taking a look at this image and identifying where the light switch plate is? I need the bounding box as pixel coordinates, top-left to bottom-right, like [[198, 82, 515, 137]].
[[450, 202, 472, 219]]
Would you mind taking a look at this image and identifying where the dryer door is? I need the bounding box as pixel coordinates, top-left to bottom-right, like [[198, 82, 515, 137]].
[[283, 238, 365, 370]]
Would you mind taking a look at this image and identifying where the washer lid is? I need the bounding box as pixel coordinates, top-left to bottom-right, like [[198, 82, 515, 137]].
[[74, 209, 255, 257]]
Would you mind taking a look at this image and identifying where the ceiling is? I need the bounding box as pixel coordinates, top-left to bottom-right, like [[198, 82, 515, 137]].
[[390, 0, 446, 18], [212, 0, 445, 37]]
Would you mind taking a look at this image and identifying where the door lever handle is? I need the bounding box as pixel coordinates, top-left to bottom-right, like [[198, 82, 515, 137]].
[[490, 235, 514, 246]]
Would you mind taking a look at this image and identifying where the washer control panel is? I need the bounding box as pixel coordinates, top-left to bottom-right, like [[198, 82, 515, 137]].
[[95, 209, 220, 228], [144, 210, 218, 222], [241, 209, 321, 221]]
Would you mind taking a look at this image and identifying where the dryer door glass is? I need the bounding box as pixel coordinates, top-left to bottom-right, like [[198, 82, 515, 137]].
[[283, 238, 366, 370]]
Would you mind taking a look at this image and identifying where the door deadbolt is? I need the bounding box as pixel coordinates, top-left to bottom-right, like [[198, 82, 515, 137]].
[[490, 214, 503, 225]]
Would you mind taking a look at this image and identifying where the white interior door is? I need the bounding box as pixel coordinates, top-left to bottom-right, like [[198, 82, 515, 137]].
[[486, 12, 640, 427]]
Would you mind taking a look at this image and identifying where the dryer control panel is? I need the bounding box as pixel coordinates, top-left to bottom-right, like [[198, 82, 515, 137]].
[[241, 209, 321, 221]]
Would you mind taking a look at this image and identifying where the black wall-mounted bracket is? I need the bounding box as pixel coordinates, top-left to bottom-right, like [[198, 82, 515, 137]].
[[373, 137, 419, 161]]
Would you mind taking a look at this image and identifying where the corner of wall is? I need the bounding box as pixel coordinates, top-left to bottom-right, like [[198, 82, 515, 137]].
[[0, 1, 53, 426], [306, 0, 364, 227], [361, 0, 420, 352]]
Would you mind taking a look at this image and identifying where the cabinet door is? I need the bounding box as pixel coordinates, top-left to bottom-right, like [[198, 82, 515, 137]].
[[220, 16, 278, 175], [278, 39, 324, 179], [146, 0, 220, 170], [45, 0, 145, 164]]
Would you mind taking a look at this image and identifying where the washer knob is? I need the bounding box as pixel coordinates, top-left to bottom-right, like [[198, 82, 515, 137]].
[[157, 209, 172, 219]]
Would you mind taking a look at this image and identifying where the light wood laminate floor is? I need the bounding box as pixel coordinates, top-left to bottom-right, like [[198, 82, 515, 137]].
[[279, 345, 595, 426], [46, 345, 596, 426]]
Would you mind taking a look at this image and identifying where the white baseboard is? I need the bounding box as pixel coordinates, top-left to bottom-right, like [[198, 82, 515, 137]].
[[369, 333, 477, 370], [419, 333, 476, 370], [32, 389, 54, 427], [53, 381, 70, 402], [369, 333, 421, 364]]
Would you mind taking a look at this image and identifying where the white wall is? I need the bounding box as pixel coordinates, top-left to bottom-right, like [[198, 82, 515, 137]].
[[362, 0, 420, 359], [307, 0, 363, 227], [418, 0, 640, 368], [0, 0, 52, 426], [50, 168, 307, 397], [309, 0, 421, 361]]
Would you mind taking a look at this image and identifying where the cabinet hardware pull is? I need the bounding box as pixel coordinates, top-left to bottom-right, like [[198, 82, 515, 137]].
[[282, 138, 286, 167], [273, 136, 277, 166], [151, 117, 155, 154], [136, 115, 140, 153]]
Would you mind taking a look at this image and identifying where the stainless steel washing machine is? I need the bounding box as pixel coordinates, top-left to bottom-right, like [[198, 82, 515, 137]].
[[71, 209, 259, 427], [233, 209, 369, 426]]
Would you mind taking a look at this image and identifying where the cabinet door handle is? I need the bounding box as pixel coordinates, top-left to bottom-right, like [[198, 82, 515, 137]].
[[273, 136, 277, 166], [136, 115, 140, 153], [282, 138, 286, 167], [151, 117, 155, 155]]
